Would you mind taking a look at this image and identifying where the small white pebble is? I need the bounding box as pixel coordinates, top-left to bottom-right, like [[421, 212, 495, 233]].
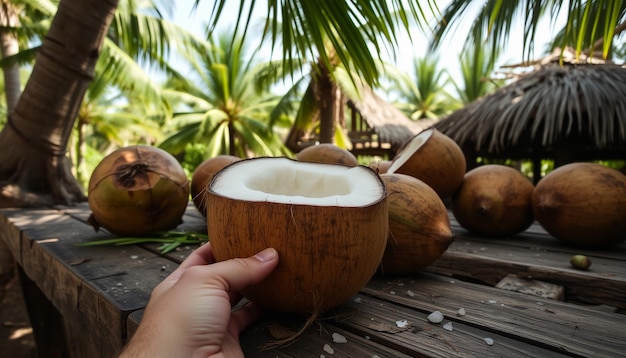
[[389, 291, 396, 295], [427, 311, 444, 323], [449, 280, 456, 284], [323, 344, 334, 354], [457, 308, 466, 316], [488, 299, 497, 304], [396, 319, 409, 328], [406, 290, 415, 297], [484, 337, 494, 346], [353, 297, 362, 303], [443, 322, 453, 331], [364, 335, 370, 340], [130, 255, 139, 260], [332, 332, 347, 343]]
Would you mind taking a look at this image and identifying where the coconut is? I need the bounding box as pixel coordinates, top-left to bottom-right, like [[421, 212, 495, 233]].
[[379, 173, 454, 274], [387, 129, 466, 198], [532, 162, 626, 247], [369, 160, 392, 175], [190, 155, 240, 216], [206, 157, 388, 313], [452, 165, 534, 237], [87, 145, 189, 236], [296, 143, 359, 166]]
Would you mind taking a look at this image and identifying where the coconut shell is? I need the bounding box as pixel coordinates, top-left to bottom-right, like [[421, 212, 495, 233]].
[[296, 143, 359, 166], [206, 158, 388, 313], [452, 165, 534, 237], [190, 155, 240, 216], [87, 145, 189, 236], [532, 162, 626, 247], [379, 173, 454, 274], [387, 129, 466, 198]]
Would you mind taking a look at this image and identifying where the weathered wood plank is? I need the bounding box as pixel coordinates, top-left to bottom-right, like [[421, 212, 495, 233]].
[[128, 309, 413, 358], [332, 293, 570, 358], [363, 273, 626, 357], [427, 248, 626, 308], [0, 207, 177, 357]]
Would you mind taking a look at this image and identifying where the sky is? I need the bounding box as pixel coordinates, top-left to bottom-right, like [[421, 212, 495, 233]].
[[167, 0, 565, 89]]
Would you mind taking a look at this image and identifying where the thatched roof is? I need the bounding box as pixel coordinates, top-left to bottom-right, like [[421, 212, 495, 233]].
[[350, 85, 437, 149], [434, 63, 626, 159]]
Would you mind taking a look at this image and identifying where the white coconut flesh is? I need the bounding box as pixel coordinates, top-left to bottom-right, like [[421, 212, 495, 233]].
[[387, 129, 433, 174], [210, 157, 384, 206]]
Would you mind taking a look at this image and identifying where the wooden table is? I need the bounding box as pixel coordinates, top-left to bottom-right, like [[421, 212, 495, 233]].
[[1, 202, 624, 357]]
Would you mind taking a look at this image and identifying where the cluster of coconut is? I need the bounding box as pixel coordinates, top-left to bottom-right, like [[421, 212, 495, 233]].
[[85, 129, 464, 314], [85, 131, 625, 314], [443, 158, 626, 248]]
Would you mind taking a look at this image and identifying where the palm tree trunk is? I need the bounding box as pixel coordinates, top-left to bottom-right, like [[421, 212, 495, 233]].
[[0, 2, 21, 113], [317, 70, 338, 144], [0, 0, 120, 207]]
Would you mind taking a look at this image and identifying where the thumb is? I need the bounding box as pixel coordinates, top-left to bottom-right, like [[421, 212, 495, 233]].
[[205, 248, 279, 292]]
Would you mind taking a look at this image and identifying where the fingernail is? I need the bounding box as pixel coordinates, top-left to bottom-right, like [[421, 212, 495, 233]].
[[255, 248, 277, 262]]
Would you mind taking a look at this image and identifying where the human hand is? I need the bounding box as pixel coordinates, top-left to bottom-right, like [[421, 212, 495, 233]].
[[119, 243, 279, 358]]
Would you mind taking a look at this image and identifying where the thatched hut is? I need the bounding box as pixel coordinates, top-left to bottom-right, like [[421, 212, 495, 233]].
[[288, 84, 436, 158], [347, 85, 437, 157], [433, 63, 626, 182]]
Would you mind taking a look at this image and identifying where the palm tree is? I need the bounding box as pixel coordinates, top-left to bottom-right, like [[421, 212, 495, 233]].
[[158, 30, 289, 159], [430, 0, 626, 62], [453, 42, 504, 105], [385, 56, 458, 120], [0, 0, 621, 207]]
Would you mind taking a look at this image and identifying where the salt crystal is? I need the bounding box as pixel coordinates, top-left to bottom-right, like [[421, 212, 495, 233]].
[[427, 311, 444, 323], [332, 332, 347, 343], [323, 344, 334, 354], [397, 282, 404, 286], [130, 255, 139, 260], [443, 322, 453, 331], [457, 308, 466, 316], [353, 297, 362, 303], [396, 319, 409, 328], [320, 355, 325, 358], [389, 291, 396, 295], [406, 290, 415, 297], [488, 299, 497, 304], [484, 337, 494, 346], [364, 335, 370, 340], [372, 355, 381, 358]]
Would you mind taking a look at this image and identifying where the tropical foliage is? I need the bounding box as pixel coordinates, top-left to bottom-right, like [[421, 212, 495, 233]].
[[158, 31, 291, 160], [384, 56, 458, 120]]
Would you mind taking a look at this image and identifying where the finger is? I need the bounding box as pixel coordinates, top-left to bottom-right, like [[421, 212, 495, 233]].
[[179, 242, 215, 269], [189, 248, 279, 293], [157, 243, 216, 293]]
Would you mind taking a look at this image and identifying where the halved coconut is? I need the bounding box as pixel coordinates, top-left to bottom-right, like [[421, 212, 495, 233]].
[[532, 162, 626, 247], [452, 165, 535, 237], [387, 129, 466, 198], [206, 157, 388, 313]]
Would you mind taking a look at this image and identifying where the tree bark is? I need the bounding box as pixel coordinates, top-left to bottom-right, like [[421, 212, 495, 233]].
[[0, 0, 120, 207], [0, 3, 21, 113], [317, 67, 338, 144]]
